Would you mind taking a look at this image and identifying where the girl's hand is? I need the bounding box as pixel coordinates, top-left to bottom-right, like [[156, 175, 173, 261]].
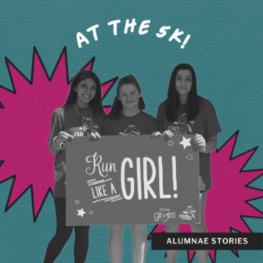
[[150, 131, 161, 138], [91, 131, 101, 139], [163, 130, 174, 140], [199, 176, 206, 192], [191, 133, 206, 152], [51, 132, 74, 154], [54, 131, 74, 144]]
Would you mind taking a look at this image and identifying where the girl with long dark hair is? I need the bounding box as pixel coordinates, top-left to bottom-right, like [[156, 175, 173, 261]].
[[156, 63, 222, 263], [44, 70, 104, 263], [102, 74, 157, 263]]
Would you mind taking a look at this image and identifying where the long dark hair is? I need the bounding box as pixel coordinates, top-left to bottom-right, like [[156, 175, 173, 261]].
[[64, 70, 104, 114], [166, 63, 199, 122], [108, 74, 145, 119]]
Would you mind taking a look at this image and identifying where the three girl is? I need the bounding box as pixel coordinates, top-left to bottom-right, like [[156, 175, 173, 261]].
[[46, 64, 221, 263]]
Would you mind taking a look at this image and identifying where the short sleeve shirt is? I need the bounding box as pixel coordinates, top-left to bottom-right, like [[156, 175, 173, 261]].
[[47, 104, 104, 197], [156, 96, 222, 190]]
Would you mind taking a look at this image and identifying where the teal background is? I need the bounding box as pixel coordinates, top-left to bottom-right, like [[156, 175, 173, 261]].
[[0, 0, 262, 262]]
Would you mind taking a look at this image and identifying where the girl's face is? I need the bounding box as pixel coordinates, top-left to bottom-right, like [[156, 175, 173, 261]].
[[175, 69, 192, 97], [75, 78, 97, 108], [118, 83, 141, 111]]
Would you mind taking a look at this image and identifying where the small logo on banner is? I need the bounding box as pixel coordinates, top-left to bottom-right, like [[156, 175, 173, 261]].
[[154, 208, 176, 222], [179, 206, 196, 220]]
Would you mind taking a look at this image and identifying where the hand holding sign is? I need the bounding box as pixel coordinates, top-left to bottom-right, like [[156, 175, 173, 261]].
[[163, 130, 174, 140], [55, 131, 75, 144], [150, 131, 162, 138], [90, 131, 101, 139], [191, 133, 206, 152]]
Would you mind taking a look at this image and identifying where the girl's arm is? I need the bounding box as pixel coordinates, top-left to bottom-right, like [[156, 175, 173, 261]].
[[201, 134, 217, 153], [49, 131, 74, 155], [49, 136, 61, 155], [193, 134, 217, 153]]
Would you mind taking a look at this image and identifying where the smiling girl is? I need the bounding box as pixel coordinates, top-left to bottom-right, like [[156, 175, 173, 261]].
[[156, 63, 222, 263], [44, 70, 104, 263], [102, 74, 157, 263]]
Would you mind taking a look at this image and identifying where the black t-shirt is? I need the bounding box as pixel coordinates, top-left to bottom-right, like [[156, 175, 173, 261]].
[[156, 96, 222, 190]]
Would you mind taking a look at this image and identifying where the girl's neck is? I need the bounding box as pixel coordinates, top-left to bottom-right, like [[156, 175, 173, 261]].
[[76, 98, 89, 109], [121, 107, 140, 117], [178, 94, 188, 105]]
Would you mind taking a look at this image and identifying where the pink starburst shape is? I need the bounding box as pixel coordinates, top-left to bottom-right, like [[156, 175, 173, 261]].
[[148, 131, 263, 263], [0, 47, 118, 221]]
